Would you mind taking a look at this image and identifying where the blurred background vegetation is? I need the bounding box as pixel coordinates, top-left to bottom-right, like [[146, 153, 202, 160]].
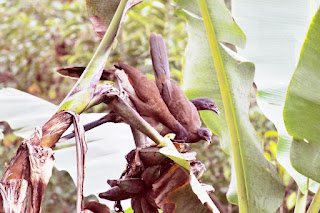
[[0, 0, 297, 212]]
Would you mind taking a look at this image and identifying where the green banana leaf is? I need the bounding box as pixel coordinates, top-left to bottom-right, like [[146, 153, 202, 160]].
[[232, 0, 313, 193], [174, 0, 284, 212], [58, 0, 132, 113], [0, 1, 219, 210], [0, 87, 219, 211], [283, 7, 320, 182]]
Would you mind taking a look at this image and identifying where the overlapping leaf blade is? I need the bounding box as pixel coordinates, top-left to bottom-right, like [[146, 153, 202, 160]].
[[175, 0, 284, 211], [232, 0, 312, 193], [283, 7, 320, 182], [59, 0, 131, 113]]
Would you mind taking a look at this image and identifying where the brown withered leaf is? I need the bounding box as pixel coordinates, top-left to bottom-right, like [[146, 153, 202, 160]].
[[87, 0, 142, 38], [27, 143, 55, 213], [72, 112, 87, 212], [152, 164, 219, 213], [56, 67, 116, 81], [60, 111, 87, 212], [88, 16, 109, 38], [0, 179, 28, 213], [83, 201, 111, 213]]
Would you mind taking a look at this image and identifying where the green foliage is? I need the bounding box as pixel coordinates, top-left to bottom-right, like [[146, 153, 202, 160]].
[[3, 0, 319, 212], [284, 7, 320, 182], [58, 0, 129, 114], [286, 192, 297, 210], [0, 0, 191, 211], [0, 0, 96, 104], [232, 0, 312, 194], [0, 0, 187, 106], [113, 0, 187, 82], [177, 0, 284, 211]]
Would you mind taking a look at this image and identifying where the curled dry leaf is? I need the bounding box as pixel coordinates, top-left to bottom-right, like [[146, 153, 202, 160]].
[[27, 143, 55, 213], [56, 67, 116, 81], [141, 165, 161, 186], [190, 160, 206, 180], [66, 111, 87, 212], [153, 164, 217, 213], [111, 178, 145, 194], [99, 186, 138, 201], [100, 145, 218, 213], [0, 179, 28, 213], [89, 16, 109, 38], [0, 141, 55, 213], [83, 201, 111, 213]]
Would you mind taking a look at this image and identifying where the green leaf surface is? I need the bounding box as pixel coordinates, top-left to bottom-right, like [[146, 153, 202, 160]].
[[159, 145, 190, 171], [174, 0, 246, 48], [291, 139, 320, 183], [232, 0, 313, 193], [307, 185, 320, 213], [283, 7, 320, 183], [295, 188, 308, 213], [176, 0, 284, 211], [257, 87, 308, 193], [284, 7, 320, 145], [0, 88, 218, 210]]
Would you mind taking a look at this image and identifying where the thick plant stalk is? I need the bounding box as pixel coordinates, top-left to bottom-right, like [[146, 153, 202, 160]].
[[294, 188, 308, 213], [198, 0, 248, 212], [130, 127, 153, 148], [58, 0, 129, 113], [0, 1, 131, 211], [307, 186, 320, 213], [108, 95, 164, 145]]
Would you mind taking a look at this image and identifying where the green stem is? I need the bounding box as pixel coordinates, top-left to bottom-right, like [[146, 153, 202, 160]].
[[295, 187, 308, 213], [58, 0, 128, 113], [109, 96, 164, 145], [198, 0, 248, 212], [307, 186, 320, 213]]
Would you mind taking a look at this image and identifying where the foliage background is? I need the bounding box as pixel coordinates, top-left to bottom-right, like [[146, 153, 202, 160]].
[[0, 0, 296, 212]]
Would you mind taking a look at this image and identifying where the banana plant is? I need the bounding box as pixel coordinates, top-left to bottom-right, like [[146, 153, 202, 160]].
[[0, 0, 136, 212], [283, 7, 320, 213], [174, 0, 284, 212], [0, 0, 221, 212]]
